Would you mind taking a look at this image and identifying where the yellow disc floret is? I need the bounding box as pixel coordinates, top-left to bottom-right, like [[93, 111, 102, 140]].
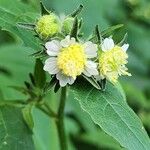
[[36, 14, 60, 39], [57, 44, 87, 79], [99, 46, 131, 83]]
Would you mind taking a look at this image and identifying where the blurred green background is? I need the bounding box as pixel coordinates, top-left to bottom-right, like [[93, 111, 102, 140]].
[[0, 0, 150, 149]]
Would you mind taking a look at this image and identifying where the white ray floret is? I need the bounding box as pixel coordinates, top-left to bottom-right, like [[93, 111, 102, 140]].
[[44, 35, 98, 87]]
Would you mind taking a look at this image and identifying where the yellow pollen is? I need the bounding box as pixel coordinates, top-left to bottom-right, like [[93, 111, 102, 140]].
[[57, 43, 87, 78], [99, 46, 131, 82]]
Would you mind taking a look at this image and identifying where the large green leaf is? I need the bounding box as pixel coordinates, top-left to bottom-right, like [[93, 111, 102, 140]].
[[0, 0, 41, 50], [0, 105, 34, 150], [79, 130, 122, 150], [0, 44, 34, 100], [33, 107, 59, 150], [71, 80, 150, 150]]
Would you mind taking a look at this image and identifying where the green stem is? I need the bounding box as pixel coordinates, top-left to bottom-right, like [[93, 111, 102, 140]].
[[56, 86, 67, 150], [37, 103, 57, 118], [44, 102, 58, 118]]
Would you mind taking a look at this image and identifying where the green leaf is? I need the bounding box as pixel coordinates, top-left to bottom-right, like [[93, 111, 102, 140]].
[[40, 1, 50, 15], [70, 5, 84, 17], [0, 0, 41, 50], [79, 130, 122, 150], [101, 24, 124, 37], [22, 104, 34, 131], [0, 90, 4, 101], [71, 80, 150, 150], [115, 82, 126, 102], [33, 107, 59, 150], [34, 59, 46, 89], [0, 44, 35, 100], [0, 105, 34, 149]]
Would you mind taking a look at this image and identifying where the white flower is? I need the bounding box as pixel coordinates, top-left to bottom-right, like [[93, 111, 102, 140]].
[[99, 37, 131, 83], [101, 37, 129, 52], [44, 35, 98, 87]]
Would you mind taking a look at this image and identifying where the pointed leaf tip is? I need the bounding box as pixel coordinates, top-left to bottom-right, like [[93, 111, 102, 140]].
[[70, 4, 84, 17], [40, 1, 50, 15]]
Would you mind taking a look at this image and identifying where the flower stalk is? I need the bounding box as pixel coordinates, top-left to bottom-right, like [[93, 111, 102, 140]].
[[56, 86, 67, 150]]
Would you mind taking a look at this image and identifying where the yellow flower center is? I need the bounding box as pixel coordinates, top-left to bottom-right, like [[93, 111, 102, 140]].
[[57, 43, 87, 79], [99, 46, 131, 82]]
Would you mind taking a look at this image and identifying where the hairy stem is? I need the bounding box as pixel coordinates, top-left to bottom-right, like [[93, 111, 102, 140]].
[[56, 86, 67, 150]]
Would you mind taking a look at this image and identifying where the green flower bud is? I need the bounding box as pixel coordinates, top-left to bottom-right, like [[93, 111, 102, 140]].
[[62, 17, 74, 34], [36, 14, 60, 39]]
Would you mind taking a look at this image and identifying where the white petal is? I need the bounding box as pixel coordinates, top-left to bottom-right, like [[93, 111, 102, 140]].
[[43, 57, 59, 74], [83, 61, 99, 77], [45, 40, 61, 56], [56, 72, 75, 87], [60, 35, 76, 47], [122, 44, 129, 52], [84, 41, 97, 58], [101, 38, 114, 52], [68, 77, 75, 85]]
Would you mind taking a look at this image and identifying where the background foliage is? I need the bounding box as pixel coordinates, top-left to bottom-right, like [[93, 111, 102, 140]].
[[0, 0, 150, 149]]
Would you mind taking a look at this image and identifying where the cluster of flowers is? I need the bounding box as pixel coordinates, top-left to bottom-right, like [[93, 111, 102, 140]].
[[35, 13, 131, 87]]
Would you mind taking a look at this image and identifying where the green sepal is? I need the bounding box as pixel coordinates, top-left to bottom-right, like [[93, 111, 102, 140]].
[[100, 78, 107, 91], [89, 24, 124, 42], [101, 24, 124, 37], [17, 23, 35, 30], [34, 59, 46, 89], [24, 81, 32, 90], [30, 50, 47, 59], [44, 76, 57, 92], [54, 81, 60, 93], [9, 85, 37, 100], [82, 75, 101, 90], [70, 4, 83, 17], [9, 86, 29, 95], [70, 17, 78, 40], [95, 25, 102, 44], [78, 18, 83, 29], [118, 33, 128, 46], [29, 73, 36, 86]]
